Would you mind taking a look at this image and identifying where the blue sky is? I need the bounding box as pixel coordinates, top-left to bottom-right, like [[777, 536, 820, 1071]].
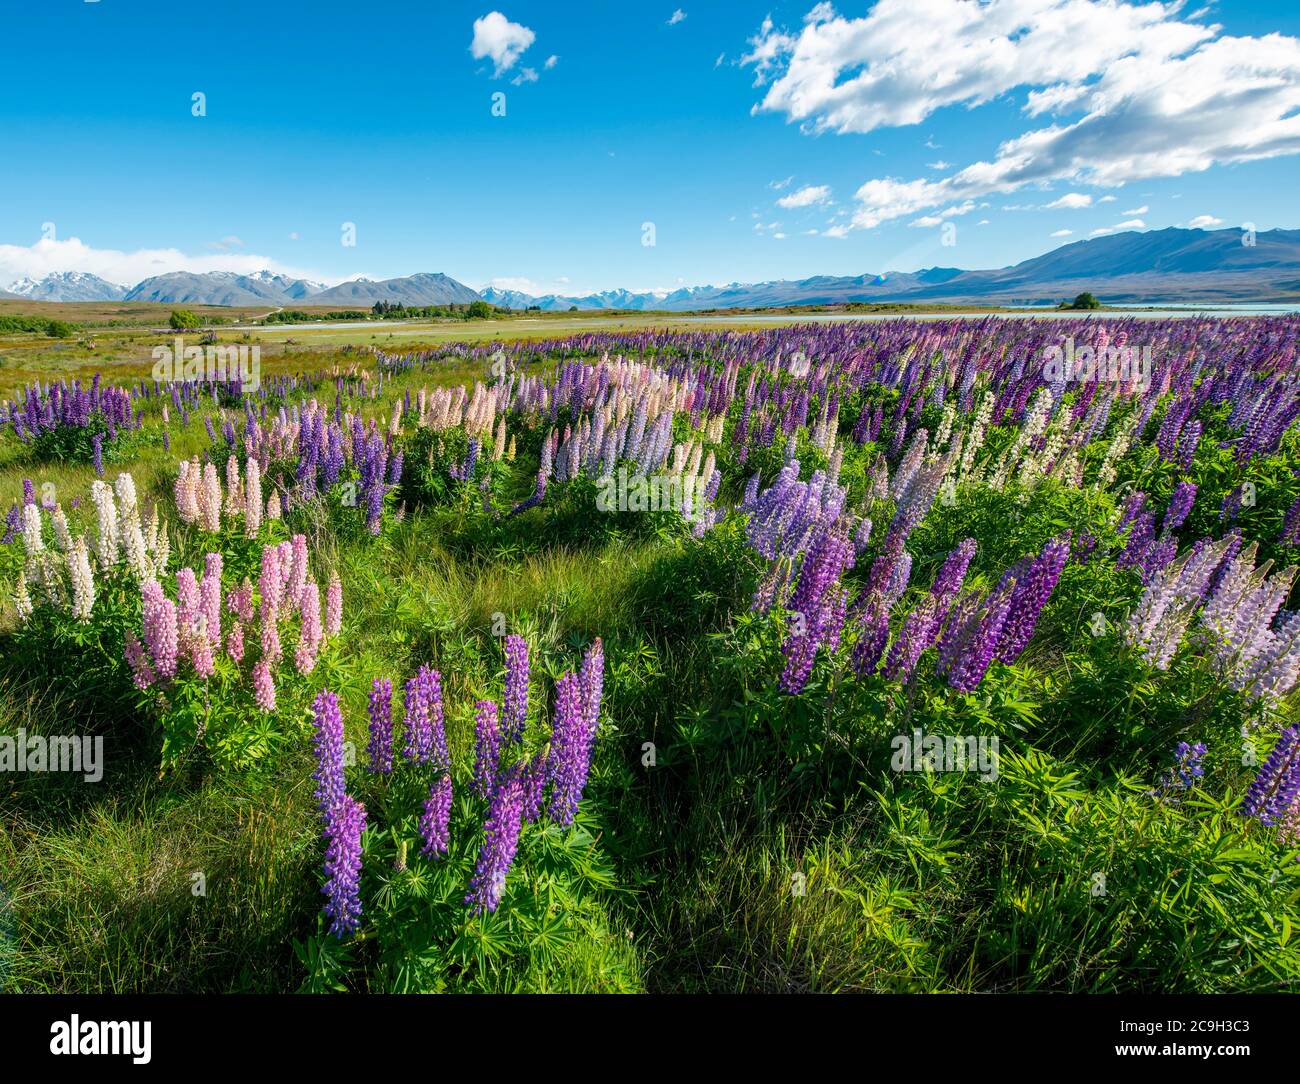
[[1, 0, 1298, 296]]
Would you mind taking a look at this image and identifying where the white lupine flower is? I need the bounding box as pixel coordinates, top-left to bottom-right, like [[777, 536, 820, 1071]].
[[51, 505, 74, 552], [22, 503, 45, 556], [114, 471, 139, 518], [67, 535, 95, 622], [90, 480, 119, 568], [225, 455, 243, 518], [244, 457, 263, 538], [121, 507, 151, 581], [14, 571, 33, 622], [154, 523, 170, 575], [266, 491, 282, 520]]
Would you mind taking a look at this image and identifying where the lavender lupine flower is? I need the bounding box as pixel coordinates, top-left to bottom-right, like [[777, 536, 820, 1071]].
[[1162, 482, 1197, 535], [546, 671, 593, 826], [851, 590, 892, 677], [502, 634, 530, 743], [579, 637, 604, 737], [421, 665, 449, 771], [472, 699, 502, 799], [419, 774, 452, 858], [1241, 726, 1300, 827], [322, 794, 366, 937], [464, 775, 525, 915], [92, 433, 104, 477], [367, 678, 394, 773], [311, 690, 347, 818], [1281, 495, 1300, 548], [519, 753, 547, 823], [995, 532, 1071, 664], [945, 577, 1018, 693], [402, 670, 432, 765]]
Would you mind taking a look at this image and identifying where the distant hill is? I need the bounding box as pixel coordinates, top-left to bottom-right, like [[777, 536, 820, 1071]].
[[309, 273, 481, 306]]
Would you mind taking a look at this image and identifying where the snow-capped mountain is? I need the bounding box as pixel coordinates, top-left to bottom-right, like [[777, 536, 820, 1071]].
[[4, 271, 129, 301]]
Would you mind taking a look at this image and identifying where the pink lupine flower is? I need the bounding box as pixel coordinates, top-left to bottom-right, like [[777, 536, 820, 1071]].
[[200, 462, 222, 532], [325, 574, 343, 637], [227, 577, 255, 624], [176, 567, 200, 634], [200, 552, 223, 643], [253, 657, 276, 712], [259, 544, 283, 623], [295, 581, 322, 674], [226, 622, 245, 664], [261, 619, 282, 664], [125, 630, 156, 690], [287, 534, 309, 609], [141, 579, 179, 680], [191, 633, 215, 679]]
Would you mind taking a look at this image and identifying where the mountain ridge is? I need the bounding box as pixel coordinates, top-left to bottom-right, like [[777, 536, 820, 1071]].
[[4, 227, 1299, 310]]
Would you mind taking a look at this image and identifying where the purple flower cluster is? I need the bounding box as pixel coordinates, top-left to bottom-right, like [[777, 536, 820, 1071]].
[[502, 634, 530, 743]]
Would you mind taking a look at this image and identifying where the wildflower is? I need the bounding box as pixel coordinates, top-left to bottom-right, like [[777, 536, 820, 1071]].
[[473, 699, 502, 798], [252, 657, 276, 712], [464, 775, 525, 915], [367, 678, 394, 774], [502, 634, 530, 743], [325, 574, 343, 637], [124, 631, 156, 690], [225, 622, 245, 664], [141, 578, 179, 679], [311, 690, 347, 817], [66, 536, 95, 622], [322, 794, 366, 937], [1242, 727, 1300, 827], [419, 774, 452, 858]]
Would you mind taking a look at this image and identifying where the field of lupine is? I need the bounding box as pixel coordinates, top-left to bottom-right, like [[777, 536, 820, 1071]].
[[1, 315, 1299, 992]]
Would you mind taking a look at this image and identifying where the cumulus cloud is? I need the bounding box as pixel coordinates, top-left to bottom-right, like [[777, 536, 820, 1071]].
[[776, 183, 831, 208], [470, 11, 536, 76], [0, 236, 334, 290], [1188, 214, 1223, 227], [742, 1, 1300, 233], [667, 9, 686, 25], [1045, 192, 1092, 209], [1123, 205, 1150, 215], [545, 54, 559, 69], [1090, 218, 1147, 236]]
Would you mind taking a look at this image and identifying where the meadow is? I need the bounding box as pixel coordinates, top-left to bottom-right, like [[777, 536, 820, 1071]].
[[1, 313, 1299, 993]]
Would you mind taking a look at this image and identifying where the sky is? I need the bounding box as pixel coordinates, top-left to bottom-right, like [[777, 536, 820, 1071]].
[[0, 0, 1298, 297]]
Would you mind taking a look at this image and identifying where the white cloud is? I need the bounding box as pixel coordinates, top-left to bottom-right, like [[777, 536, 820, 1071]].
[[1090, 218, 1147, 236], [769, 175, 795, 190], [545, 54, 559, 69], [486, 276, 544, 294], [977, 218, 990, 225], [1045, 192, 1092, 209], [511, 67, 538, 85], [0, 236, 335, 289], [1050, 228, 1074, 237], [667, 9, 687, 25], [287, 232, 300, 241], [1122, 204, 1150, 215], [1099, 195, 1118, 202], [470, 11, 536, 76], [1188, 214, 1223, 227], [909, 201, 976, 227], [773, 232, 787, 239], [777, 184, 831, 208], [715, 52, 726, 68], [742, 1, 1300, 233], [823, 224, 850, 238], [928, 160, 950, 170]]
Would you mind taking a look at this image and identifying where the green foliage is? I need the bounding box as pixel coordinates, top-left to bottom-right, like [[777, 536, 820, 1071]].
[[169, 309, 201, 330]]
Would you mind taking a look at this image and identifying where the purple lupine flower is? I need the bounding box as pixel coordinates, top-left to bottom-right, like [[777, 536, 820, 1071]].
[[92, 433, 104, 477], [931, 538, 976, 605], [421, 665, 449, 771], [1242, 726, 1300, 827], [141, 579, 179, 679], [502, 634, 530, 743], [322, 794, 366, 937], [1280, 495, 1300, 548], [579, 637, 604, 736], [1158, 740, 1207, 795], [367, 678, 394, 773], [464, 775, 524, 915], [124, 631, 156, 690], [1162, 482, 1197, 535], [419, 774, 453, 859], [472, 699, 502, 799], [546, 671, 593, 826], [946, 577, 1018, 693], [851, 590, 891, 677], [311, 689, 347, 818], [402, 670, 432, 765], [519, 752, 546, 823], [995, 532, 1071, 664]]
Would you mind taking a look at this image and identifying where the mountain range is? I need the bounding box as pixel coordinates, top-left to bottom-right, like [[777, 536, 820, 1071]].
[[3, 227, 1299, 310]]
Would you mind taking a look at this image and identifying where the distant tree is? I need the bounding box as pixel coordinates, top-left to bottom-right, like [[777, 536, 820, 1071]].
[[467, 300, 493, 319], [1063, 292, 1102, 310], [169, 309, 200, 330], [45, 320, 74, 339], [569, 305, 578, 312]]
